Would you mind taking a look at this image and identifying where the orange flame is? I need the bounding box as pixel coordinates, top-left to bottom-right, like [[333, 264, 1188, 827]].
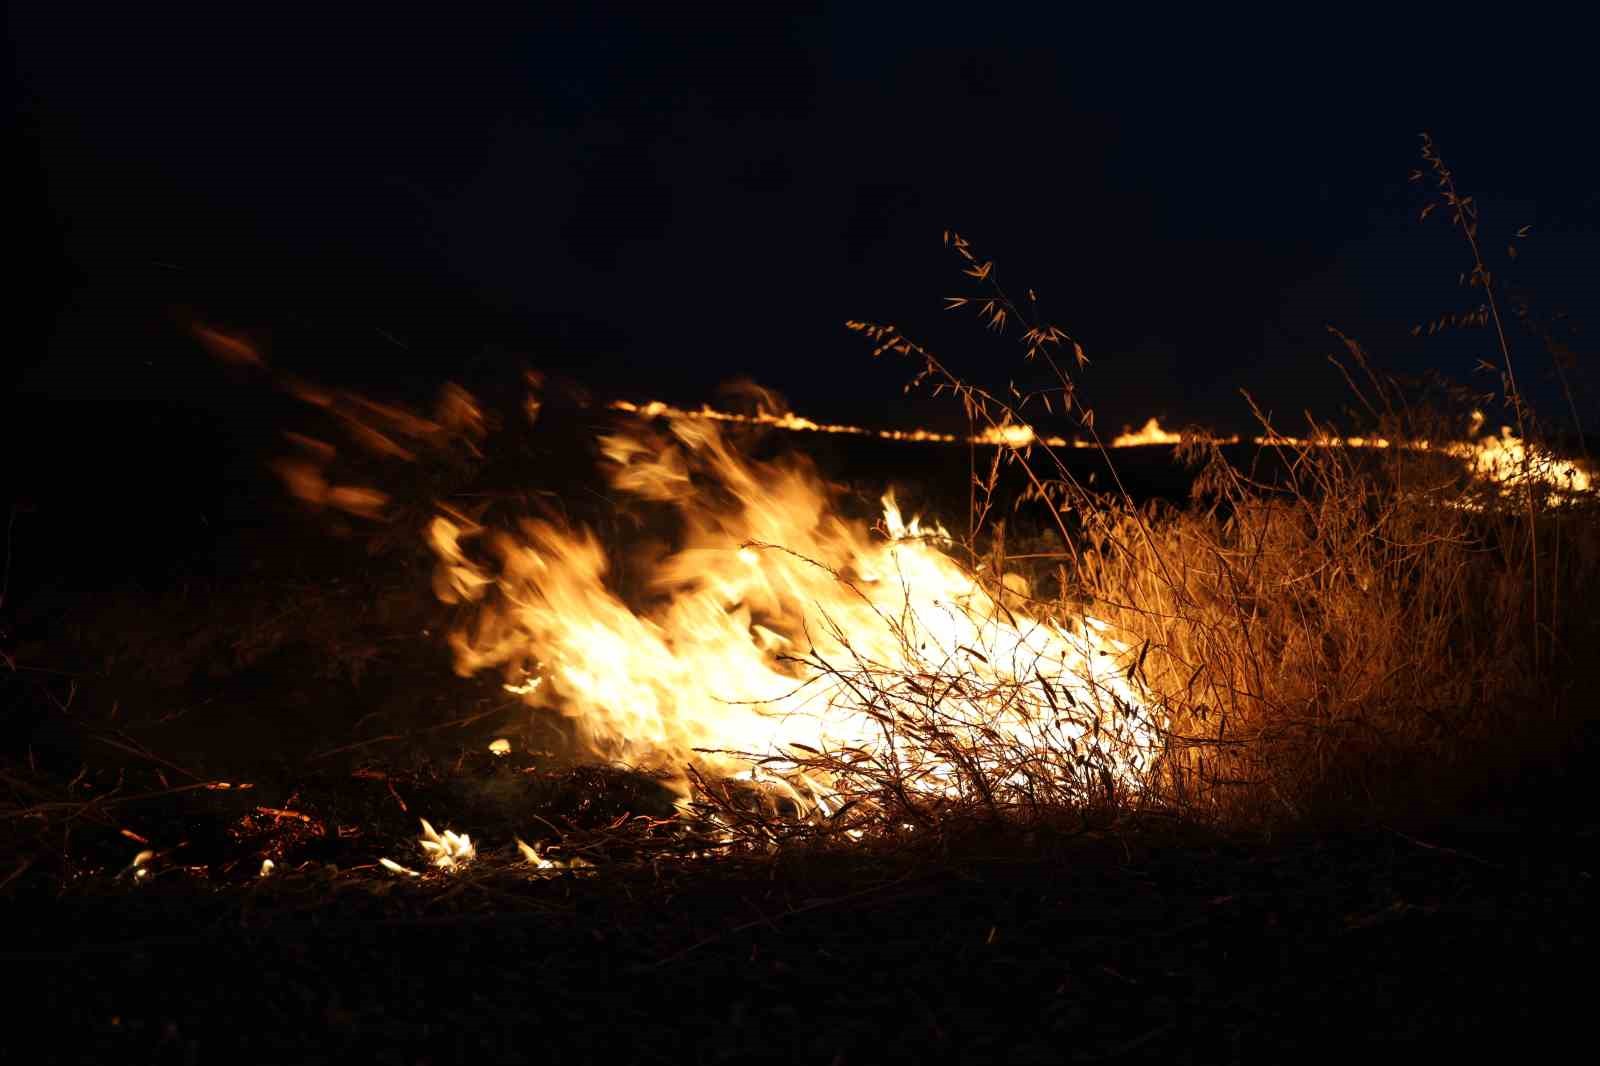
[[1109, 417, 1185, 448], [192, 325, 263, 367], [613, 399, 1589, 500], [257, 362, 1589, 828], [428, 414, 1158, 807], [613, 401, 1235, 451]]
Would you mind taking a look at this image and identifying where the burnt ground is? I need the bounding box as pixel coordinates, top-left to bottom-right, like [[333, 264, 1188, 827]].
[[3, 378, 1598, 1064], [5, 498, 1597, 1066], [5, 808, 1596, 1065]]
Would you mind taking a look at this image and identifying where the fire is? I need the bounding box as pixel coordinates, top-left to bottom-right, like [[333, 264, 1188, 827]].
[[517, 838, 594, 874], [1102, 417, 1240, 448], [240, 326, 1587, 834], [380, 819, 476, 877], [1252, 411, 1591, 501], [971, 423, 1069, 448], [428, 414, 1159, 811], [418, 819, 475, 869], [1447, 423, 1592, 497], [422, 398, 1589, 816], [609, 399, 1204, 450], [1109, 418, 1184, 448], [612, 397, 1588, 500], [611, 398, 963, 443]]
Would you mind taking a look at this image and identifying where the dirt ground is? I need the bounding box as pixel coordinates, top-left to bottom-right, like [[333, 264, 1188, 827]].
[[4, 803, 1593, 1065]]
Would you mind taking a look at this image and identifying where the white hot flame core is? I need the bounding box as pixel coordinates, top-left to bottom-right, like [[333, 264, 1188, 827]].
[[428, 416, 1160, 809]]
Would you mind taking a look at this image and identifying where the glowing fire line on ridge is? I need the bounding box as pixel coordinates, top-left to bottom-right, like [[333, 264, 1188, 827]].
[[611, 399, 1591, 497], [611, 400, 1218, 449]]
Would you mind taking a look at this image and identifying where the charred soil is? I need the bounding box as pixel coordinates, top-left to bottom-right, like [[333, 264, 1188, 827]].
[[5, 807, 1596, 1065], [4, 408, 1597, 1064]]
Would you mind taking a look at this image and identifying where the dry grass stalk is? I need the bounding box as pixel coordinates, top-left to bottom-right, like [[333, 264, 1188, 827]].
[[830, 161, 1599, 832]]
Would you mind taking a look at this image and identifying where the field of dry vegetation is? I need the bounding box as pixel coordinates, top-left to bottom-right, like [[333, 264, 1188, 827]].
[[839, 227, 1600, 835], [4, 137, 1598, 1061]]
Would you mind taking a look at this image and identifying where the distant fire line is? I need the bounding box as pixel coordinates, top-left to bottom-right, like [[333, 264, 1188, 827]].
[[611, 399, 1592, 497], [610, 400, 1218, 449]]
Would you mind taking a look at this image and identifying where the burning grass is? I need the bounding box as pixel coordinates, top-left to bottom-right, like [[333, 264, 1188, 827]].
[[7, 136, 1600, 1066], [839, 227, 1600, 832], [234, 310, 1599, 856], [5, 136, 1598, 897], [425, 415, 1160, 839]]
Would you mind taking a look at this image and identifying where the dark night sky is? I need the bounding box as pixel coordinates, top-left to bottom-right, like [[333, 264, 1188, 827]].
[[12, 6, 1600, 445]]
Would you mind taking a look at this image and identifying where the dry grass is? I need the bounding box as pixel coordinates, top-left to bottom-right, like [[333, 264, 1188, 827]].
[[43, 135, 1587, 862], [821, 139, 1600, 835]]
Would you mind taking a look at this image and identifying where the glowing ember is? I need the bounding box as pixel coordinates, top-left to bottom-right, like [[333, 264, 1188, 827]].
[[128, 849, 155, 881], [488, 738, 512, 756], [259, 859, 275, 878]]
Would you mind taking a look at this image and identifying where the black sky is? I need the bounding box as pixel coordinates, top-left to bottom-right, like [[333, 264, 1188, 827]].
[[13, 6, 1600, 439]]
